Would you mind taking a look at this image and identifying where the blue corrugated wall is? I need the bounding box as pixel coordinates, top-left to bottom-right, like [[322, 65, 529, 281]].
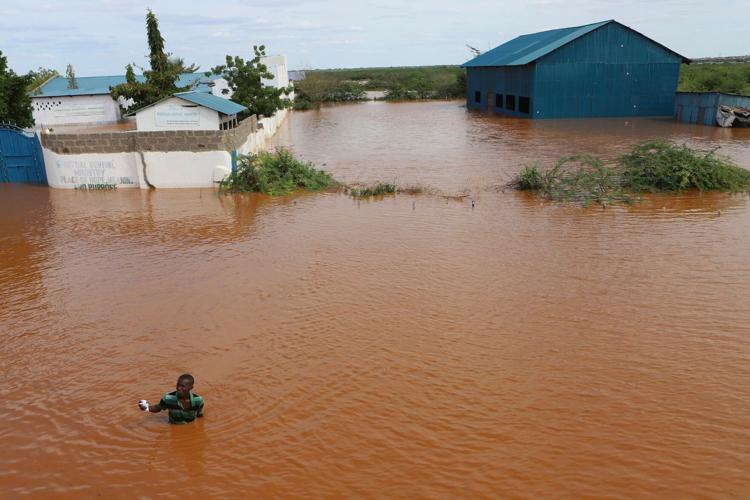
[[467, 22, 683, 119], [675, 92, 750, 126], [466, 66, 534, 117]]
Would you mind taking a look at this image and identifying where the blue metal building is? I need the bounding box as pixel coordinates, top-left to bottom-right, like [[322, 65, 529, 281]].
[[462, 20, 689, 119]]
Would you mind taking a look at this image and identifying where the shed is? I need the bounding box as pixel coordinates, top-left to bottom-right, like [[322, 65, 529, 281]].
[[462, 20, 690, 119], [674, 92, 750, 127], [133, 91, 247, 132]]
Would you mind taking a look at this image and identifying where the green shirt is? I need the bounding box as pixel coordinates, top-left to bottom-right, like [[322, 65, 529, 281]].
[[158, 391, 204, 424]]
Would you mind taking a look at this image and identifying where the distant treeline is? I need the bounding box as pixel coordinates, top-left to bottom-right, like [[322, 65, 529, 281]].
[[292, 62, 750, 110], [678, 63, 750, 95], [293, 66, 465, 109]]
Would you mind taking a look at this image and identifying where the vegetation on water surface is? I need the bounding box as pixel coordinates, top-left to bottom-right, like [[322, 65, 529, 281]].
[[219, 148, 337, 195], [293, 65, 465, 109], [347, 183, 397, 198], [513, 140, 750, 206], [678, 63, 750, 95]]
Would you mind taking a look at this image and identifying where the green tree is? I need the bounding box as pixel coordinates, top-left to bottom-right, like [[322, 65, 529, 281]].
[[210, 45, 292, 117], [65, 64, 78, 89], [0, 51, 34, 127], [110, 9, 193, 112], [27, 67, 58, 94], [125, 64, 136, 84]]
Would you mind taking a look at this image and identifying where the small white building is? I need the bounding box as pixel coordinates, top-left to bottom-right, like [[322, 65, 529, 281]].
[[134, 91, 247, 131]]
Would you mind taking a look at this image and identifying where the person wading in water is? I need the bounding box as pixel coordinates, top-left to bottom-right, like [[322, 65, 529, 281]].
[[138, 374, 205, 424]]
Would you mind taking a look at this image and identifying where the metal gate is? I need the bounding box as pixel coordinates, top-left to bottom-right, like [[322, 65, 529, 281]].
[[0, 123, 47, 184]]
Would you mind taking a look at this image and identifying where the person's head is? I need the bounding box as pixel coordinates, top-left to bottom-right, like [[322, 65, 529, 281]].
[[176, 373, 194, 397]]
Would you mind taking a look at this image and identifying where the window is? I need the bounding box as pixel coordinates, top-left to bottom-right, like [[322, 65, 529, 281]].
[[518, 96, 530, 114], [505, 95, 516, 111], [495, 94, 503, 108], [474, 91, 481, 104]]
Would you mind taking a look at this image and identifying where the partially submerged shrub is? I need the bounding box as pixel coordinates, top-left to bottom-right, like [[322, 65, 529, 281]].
[[512, 140, 750, 205], [219, 148, 337, 195], [619, 140, 750, 193], [348, 183, 397, 198]]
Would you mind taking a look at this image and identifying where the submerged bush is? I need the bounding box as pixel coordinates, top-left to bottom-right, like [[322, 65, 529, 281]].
[[512, 140, 750, 205], [348, 183, 397, 198], [219, 148, 337, 195], [619, 140, 750, 193]]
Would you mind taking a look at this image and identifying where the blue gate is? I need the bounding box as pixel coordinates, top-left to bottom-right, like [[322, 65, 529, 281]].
[[0, 123, 47, 184]]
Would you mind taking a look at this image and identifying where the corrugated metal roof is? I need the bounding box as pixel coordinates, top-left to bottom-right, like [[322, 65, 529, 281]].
[[32, 73, 214, 97], [173, 91, 247, 115], [462, 20, 688, 67]]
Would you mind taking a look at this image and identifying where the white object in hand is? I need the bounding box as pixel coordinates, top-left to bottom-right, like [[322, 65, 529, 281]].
[[138, 399, 149, 411]]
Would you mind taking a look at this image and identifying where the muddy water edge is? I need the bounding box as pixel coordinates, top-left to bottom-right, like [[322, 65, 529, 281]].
[[1, 101, 750, 497]]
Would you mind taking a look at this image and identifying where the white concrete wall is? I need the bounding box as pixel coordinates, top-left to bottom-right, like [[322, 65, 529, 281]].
[[42, 103, 290, 189], [261, 55, 290, 89], [43, 147, 232, 189], [42, 149, 144, 189], [144, 151, 231, 188], [32, 94, 120, 128], [237, 107, 289, 155], [136, 97, 220, 131]]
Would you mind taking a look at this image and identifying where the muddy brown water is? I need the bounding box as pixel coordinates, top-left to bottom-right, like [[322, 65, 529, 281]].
[[2, 101, 750, 497]]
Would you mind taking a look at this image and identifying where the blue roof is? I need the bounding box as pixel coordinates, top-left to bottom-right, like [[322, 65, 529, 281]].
[[32, 73, 215, 97], [462, 20, 688, 67], [172, 91, 247, 115]]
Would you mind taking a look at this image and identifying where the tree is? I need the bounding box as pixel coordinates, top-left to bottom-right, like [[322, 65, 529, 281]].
[[0, 51, 34, 127], [210, 45, 292, 117], [125, 64, 136, 84], [27, 67, 58, 94], [110, 9, 193, 112], [66, 64, 78, 89]]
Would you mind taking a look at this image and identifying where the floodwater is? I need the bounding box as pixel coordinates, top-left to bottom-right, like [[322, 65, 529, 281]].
[[2, 101, 750, 498]]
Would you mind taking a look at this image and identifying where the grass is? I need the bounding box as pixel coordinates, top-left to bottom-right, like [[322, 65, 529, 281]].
[[512, 140, 750, 206], [219, 148, 338, 195]]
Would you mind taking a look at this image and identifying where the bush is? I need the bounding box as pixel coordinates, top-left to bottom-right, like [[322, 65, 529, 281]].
[[619, 140, 750, 192], [512, 140, 750, 205], [348, 183, 397, 197], [219, 148, 337, 195]]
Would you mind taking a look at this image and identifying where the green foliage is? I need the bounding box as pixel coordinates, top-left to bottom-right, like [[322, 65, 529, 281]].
[[125, 64, 136, 84], [348, 183, 397, 198], [27, 67, 58, 94], [219, 148, 337, 195], [512, 140, 750, 206], [146, 9, 167, 73], [295, 66, 465, 104], [619, 140, 750, 192], [517, 165, 544, 190], [110, 9, 192, 112], [678, 63, 750, 95], [293, 76, 367, 109], [210, 45, 292, 118], [0, 51, 34, 127], [65, 64, 78, 89]]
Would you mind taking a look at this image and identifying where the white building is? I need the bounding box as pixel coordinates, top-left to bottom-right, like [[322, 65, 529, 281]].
[[134, 91, 246, 131], [31, 73, 217, 128], [31, 55, 290, 128]]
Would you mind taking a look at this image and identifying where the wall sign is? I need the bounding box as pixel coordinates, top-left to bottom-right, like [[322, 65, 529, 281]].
[[155, 106, 201, 128]]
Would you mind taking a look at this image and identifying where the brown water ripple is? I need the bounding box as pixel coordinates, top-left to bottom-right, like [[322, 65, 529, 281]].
[[1, 105, 750, 497]]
